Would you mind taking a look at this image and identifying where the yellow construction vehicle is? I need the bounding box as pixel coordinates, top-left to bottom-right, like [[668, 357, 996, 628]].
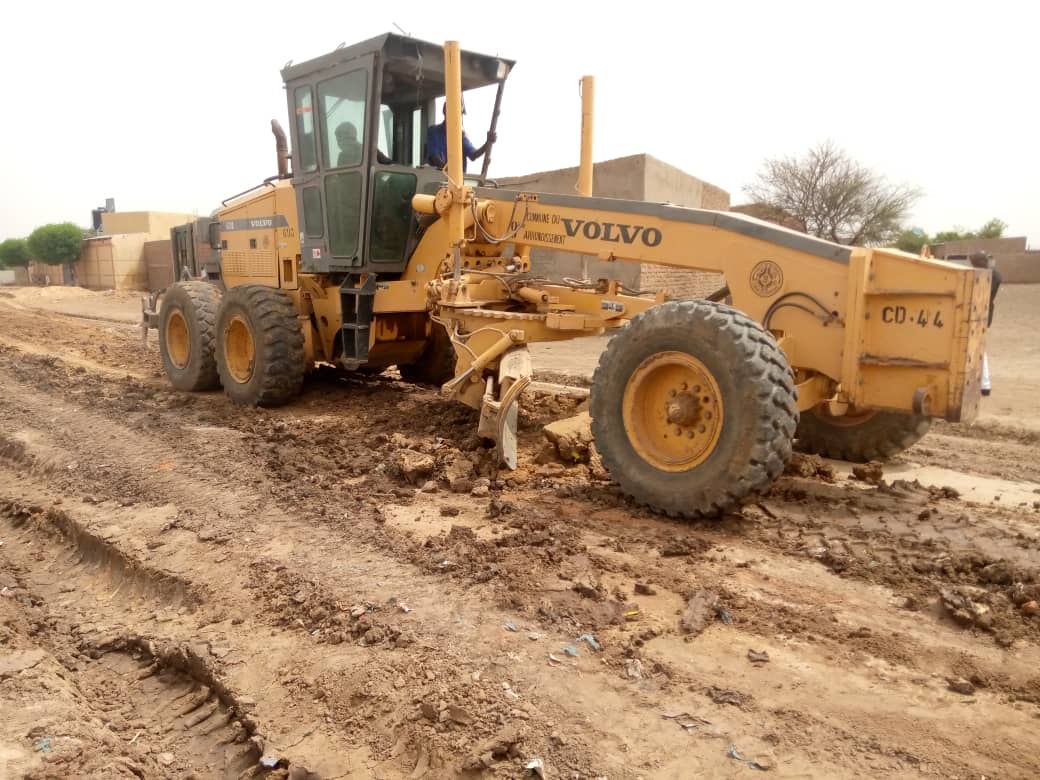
[[144, 33, 990, 518]]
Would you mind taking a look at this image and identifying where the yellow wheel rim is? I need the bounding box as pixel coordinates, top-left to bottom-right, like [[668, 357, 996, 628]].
[[165, 310, 190, 369], [622, 351, 724, 472], [224, 315, 255, 384]]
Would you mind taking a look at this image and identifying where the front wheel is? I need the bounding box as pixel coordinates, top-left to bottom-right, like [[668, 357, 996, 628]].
[[590, 300, 798, 518]]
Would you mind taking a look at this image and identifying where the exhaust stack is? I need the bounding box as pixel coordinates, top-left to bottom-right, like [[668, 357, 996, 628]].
[[271, 119, 290, 178]]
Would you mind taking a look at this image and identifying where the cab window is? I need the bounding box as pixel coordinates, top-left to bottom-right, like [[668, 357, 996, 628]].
[[377, 103, 424, 166], [318, 70, 368, 169], [293, 86, 317, 173]]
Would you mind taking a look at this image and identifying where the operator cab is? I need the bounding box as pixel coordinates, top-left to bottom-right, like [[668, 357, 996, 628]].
[[281, 33, 513, 278]]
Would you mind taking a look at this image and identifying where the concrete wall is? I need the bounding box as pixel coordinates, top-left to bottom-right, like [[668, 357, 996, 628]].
[[0, 269, 15, 285], [78, 234, 150, 290], [643, 155, 730, 211], [75, 211, 193, 291], [100, 211, 195, 238], [933, 237, 1027, 257], [497, 154, 730, 297], [22, 261, 65, 286], [995, 252, 1040, 284], [929, 236, 1040, 283]]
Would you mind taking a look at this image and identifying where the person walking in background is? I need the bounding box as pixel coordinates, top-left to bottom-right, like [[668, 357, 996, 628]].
[[969, 251, 1002, 396]]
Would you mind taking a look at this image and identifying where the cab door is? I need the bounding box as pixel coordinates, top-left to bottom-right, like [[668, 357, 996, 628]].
[[290, 54, 375, 273]]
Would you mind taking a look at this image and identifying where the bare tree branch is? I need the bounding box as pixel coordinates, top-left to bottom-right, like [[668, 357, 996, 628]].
[[743, 142, 921, 246]]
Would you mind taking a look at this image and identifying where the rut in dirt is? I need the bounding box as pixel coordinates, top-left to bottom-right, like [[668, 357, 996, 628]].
[[83, 638, 265, 779]]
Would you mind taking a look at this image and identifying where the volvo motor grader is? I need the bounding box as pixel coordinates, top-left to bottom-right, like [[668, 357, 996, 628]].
[[145, 34, 990, 518]]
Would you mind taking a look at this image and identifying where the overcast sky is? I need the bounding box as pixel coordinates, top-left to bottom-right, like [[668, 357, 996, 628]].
[[2, 0, 1035, 246]]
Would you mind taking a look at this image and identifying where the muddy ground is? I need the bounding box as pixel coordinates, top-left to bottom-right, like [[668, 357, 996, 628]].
[[1, 286, 1039, 779]]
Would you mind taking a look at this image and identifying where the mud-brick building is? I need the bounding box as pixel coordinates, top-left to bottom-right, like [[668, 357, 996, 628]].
[[78, 211, 195, 291]]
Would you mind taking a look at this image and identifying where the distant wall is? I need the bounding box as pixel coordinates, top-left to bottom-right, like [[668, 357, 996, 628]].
[[640, 265, 726, 299], [933, 237, 1027, 256], [996, 253, 1040, 284], [930, 236, 1039, 284], [78, 234, 150, 290], [101, 211, 195, 239], [643, 155, 730, 211], [24, 261, 64, 286]]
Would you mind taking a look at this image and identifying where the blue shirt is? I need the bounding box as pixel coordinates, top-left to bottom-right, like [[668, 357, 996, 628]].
[[426, 122, 476, 172]]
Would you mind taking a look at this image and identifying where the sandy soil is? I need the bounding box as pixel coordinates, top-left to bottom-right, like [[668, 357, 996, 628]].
[[0, 287, 1039, 779]]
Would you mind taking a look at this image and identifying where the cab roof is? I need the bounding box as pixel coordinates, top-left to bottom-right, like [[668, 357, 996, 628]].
[[280, 33, 514, 102]]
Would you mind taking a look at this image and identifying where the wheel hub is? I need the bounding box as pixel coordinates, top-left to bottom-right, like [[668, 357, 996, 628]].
[[165, 311, 190, 369], [224, 315, 255, 384], [665, 393, 701, 426], [622, 352, 724, 472]]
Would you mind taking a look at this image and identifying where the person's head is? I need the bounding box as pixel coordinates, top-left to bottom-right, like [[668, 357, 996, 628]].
[[969, 250, 992, 269], [441, 98, 467, 119], [335, 122, 359, 148]]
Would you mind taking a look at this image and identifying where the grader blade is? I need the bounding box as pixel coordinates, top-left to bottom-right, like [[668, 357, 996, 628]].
[[476, 347, 531, 469]]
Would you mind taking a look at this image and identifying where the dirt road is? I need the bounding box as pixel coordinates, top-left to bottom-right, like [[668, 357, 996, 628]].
[[1, 288, 1039, 779]]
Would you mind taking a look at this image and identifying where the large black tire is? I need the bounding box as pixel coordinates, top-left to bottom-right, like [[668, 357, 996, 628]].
[[158, 281, 222, 391], [399, 322, 456, 386], [795, 408, 931, 462], [214, 285, 306, 407], [590, 300, 798, 518]]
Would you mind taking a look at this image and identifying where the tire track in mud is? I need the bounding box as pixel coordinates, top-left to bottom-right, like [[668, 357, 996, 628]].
[[0, 354, 633, 776], [1, 499, 203, 611], [84, 638, 265, 779], [0, 501, 264, 778], [3, 332, 1040, 777]]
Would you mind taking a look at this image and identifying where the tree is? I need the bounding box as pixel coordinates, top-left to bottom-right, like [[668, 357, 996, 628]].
[[26, 223, 84, 266], [0, 238, 32, 274], [933, 218, 1007, 243], [743, 141, 921, 246], [894, 227, 929, 255], [976, 218, 1007, 239]]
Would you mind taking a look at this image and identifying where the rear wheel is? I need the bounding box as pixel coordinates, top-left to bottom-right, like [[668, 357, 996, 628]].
[[158, 281, 221, 391], [215, 285, 306, 406], [590, 300, 798, 518], [795, 407, 931, 462], [399, 322, 456, 386]]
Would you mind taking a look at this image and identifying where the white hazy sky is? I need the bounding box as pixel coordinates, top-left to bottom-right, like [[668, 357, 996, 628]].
[[1, 0, 1036, 245]]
